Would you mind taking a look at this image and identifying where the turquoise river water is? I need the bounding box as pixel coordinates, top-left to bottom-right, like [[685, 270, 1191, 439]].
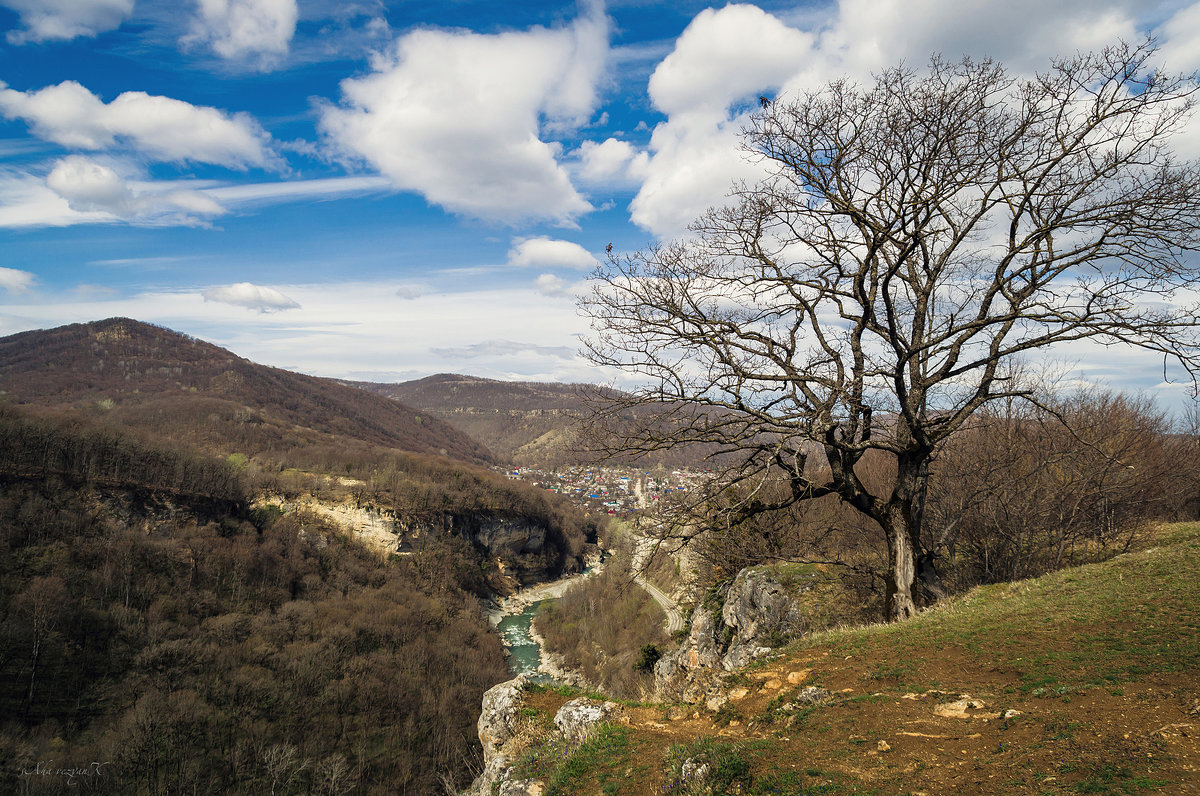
[[495, 600, 549, 679]]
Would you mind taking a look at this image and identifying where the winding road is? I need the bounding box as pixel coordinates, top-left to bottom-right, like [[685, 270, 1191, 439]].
[[633, 573, 687, 634]]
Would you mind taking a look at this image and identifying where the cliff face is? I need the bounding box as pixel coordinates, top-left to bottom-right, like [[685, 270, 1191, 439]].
[[267, 496, 584, 588], [400, 511, 583, 588], [654, 566, 810, 704]]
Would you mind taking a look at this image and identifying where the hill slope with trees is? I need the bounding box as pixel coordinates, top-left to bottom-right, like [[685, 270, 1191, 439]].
[[0, 405, 510, 794], [0, 318, 496, 465], [351, 374, 725, 468]]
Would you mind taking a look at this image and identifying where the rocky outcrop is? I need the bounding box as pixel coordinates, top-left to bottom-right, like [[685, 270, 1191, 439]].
[[553, 698, 623, 742], [654, 600, 725, 703], [478, 676, 529, 761], [721, 567, 808, 668], [654, 566, 810, 702], [465, 682, 623, 796]]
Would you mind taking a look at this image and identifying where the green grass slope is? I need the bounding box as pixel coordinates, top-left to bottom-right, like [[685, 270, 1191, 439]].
[[507, 523, 1200, 795]]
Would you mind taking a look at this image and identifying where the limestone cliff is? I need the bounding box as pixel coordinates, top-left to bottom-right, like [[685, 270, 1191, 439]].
[[261, 497, 584, 588], [654, 565, 810, 703]]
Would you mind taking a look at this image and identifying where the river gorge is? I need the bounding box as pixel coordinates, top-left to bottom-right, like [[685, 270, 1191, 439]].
[[489, 562, 603, 680]]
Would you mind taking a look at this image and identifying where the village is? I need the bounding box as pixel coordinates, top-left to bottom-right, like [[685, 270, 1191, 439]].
[[496, 464, 712, 517]]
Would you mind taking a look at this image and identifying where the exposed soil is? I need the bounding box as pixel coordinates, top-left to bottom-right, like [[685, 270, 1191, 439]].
[[514, 524, 1200, 795], [527, 656, 1198, 794]]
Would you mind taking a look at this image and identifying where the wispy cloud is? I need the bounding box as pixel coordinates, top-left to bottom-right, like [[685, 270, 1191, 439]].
[[431, 339, 576, 360], [1, 0, 133, 44], [0, 266, 35, 293], [204, 175, 392, 205]]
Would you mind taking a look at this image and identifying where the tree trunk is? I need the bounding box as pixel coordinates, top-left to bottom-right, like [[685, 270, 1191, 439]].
[[882, 508, 919, 621], [881, 455, 930, 622]]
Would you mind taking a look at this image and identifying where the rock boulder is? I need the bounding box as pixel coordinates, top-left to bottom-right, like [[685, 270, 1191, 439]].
[[478, 676, 529, 761], [553, 698, 623, 743]]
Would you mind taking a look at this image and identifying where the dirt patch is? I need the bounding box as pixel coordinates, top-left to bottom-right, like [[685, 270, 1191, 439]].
[[511, 525, 1200, 794]]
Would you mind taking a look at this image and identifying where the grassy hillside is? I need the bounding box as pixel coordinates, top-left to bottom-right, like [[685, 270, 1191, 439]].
[[0, 318, 496, 465], [503, 523, 1200, 794]]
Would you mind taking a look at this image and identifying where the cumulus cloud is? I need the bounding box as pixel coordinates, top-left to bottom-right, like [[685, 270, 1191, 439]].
[[575, 137, 649, 184], [508, 236, 598, 269], [0, 266, 35, 293], [1, 0, 133, 44], [431, 339, 576, 360], [202, 282, 300, 312], [319, 0, 608, 223], [183, 0, 299, 68], [0, 81, 276, 169], [624, 0, 1179, 239], [43, 156, 226, 223], [630, 4, 812, 236], [534, 273, 569, 297], [46, 156, 134, 215]]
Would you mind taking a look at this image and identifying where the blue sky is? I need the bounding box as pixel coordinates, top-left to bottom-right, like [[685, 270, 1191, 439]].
[[1, 0, 1199, 403]]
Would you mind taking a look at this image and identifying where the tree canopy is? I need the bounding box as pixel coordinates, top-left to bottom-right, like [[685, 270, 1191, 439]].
[[582, 41, 1200, 620]]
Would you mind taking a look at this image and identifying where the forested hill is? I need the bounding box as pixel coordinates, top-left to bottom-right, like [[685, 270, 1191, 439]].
[[0, 405, 509, 794], [366, 373, 591, 412], [350, 373, 723, 468], [0, 318, 496, 465]]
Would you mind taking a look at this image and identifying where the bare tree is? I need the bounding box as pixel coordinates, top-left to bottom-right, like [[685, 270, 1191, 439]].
[[582, 41, 1200, 621]]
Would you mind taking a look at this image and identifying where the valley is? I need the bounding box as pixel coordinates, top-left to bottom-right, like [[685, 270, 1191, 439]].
[[4, 318, 1200, 796], [0, 319, 601, 794]]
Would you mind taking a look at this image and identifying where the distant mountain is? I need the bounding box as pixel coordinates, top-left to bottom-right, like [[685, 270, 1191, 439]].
[[0, 318, 496, 465], [349, 374, 599, 465], [351, 373, 723, 468]]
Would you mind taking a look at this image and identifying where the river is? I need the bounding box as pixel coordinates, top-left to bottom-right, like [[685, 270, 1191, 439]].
[[490, 561, 603, 680], [494, 601, 548, 679]]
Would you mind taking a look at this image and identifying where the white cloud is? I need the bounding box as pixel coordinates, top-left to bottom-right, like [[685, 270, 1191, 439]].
[[163, 189, 226, 217], [202, 282, 301, 312], [431, 339, 576, 360], [183, 0, 299, 69], [508, 236, 598, 270], [0, 81, 276, 169], [41, 156, 227, 224], [46, 156, 135, 215], [534, 273, 569, 297], [0, 166, 402, 229], [319, 1, 608, 224], [0, 161, 227, 228], [575, 137, 649, 184], [1, 0, 133, 44], [624, 0, 1183, 239], [630, 4, 813, 236], [647, 5, 814, 117], [0, 266, 35, 293], [203, 175, 391, 204], [1157, 3, 1200, 74]]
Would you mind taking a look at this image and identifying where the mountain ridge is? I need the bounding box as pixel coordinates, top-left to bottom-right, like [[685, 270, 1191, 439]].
[[0, 317, 497, 465]]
